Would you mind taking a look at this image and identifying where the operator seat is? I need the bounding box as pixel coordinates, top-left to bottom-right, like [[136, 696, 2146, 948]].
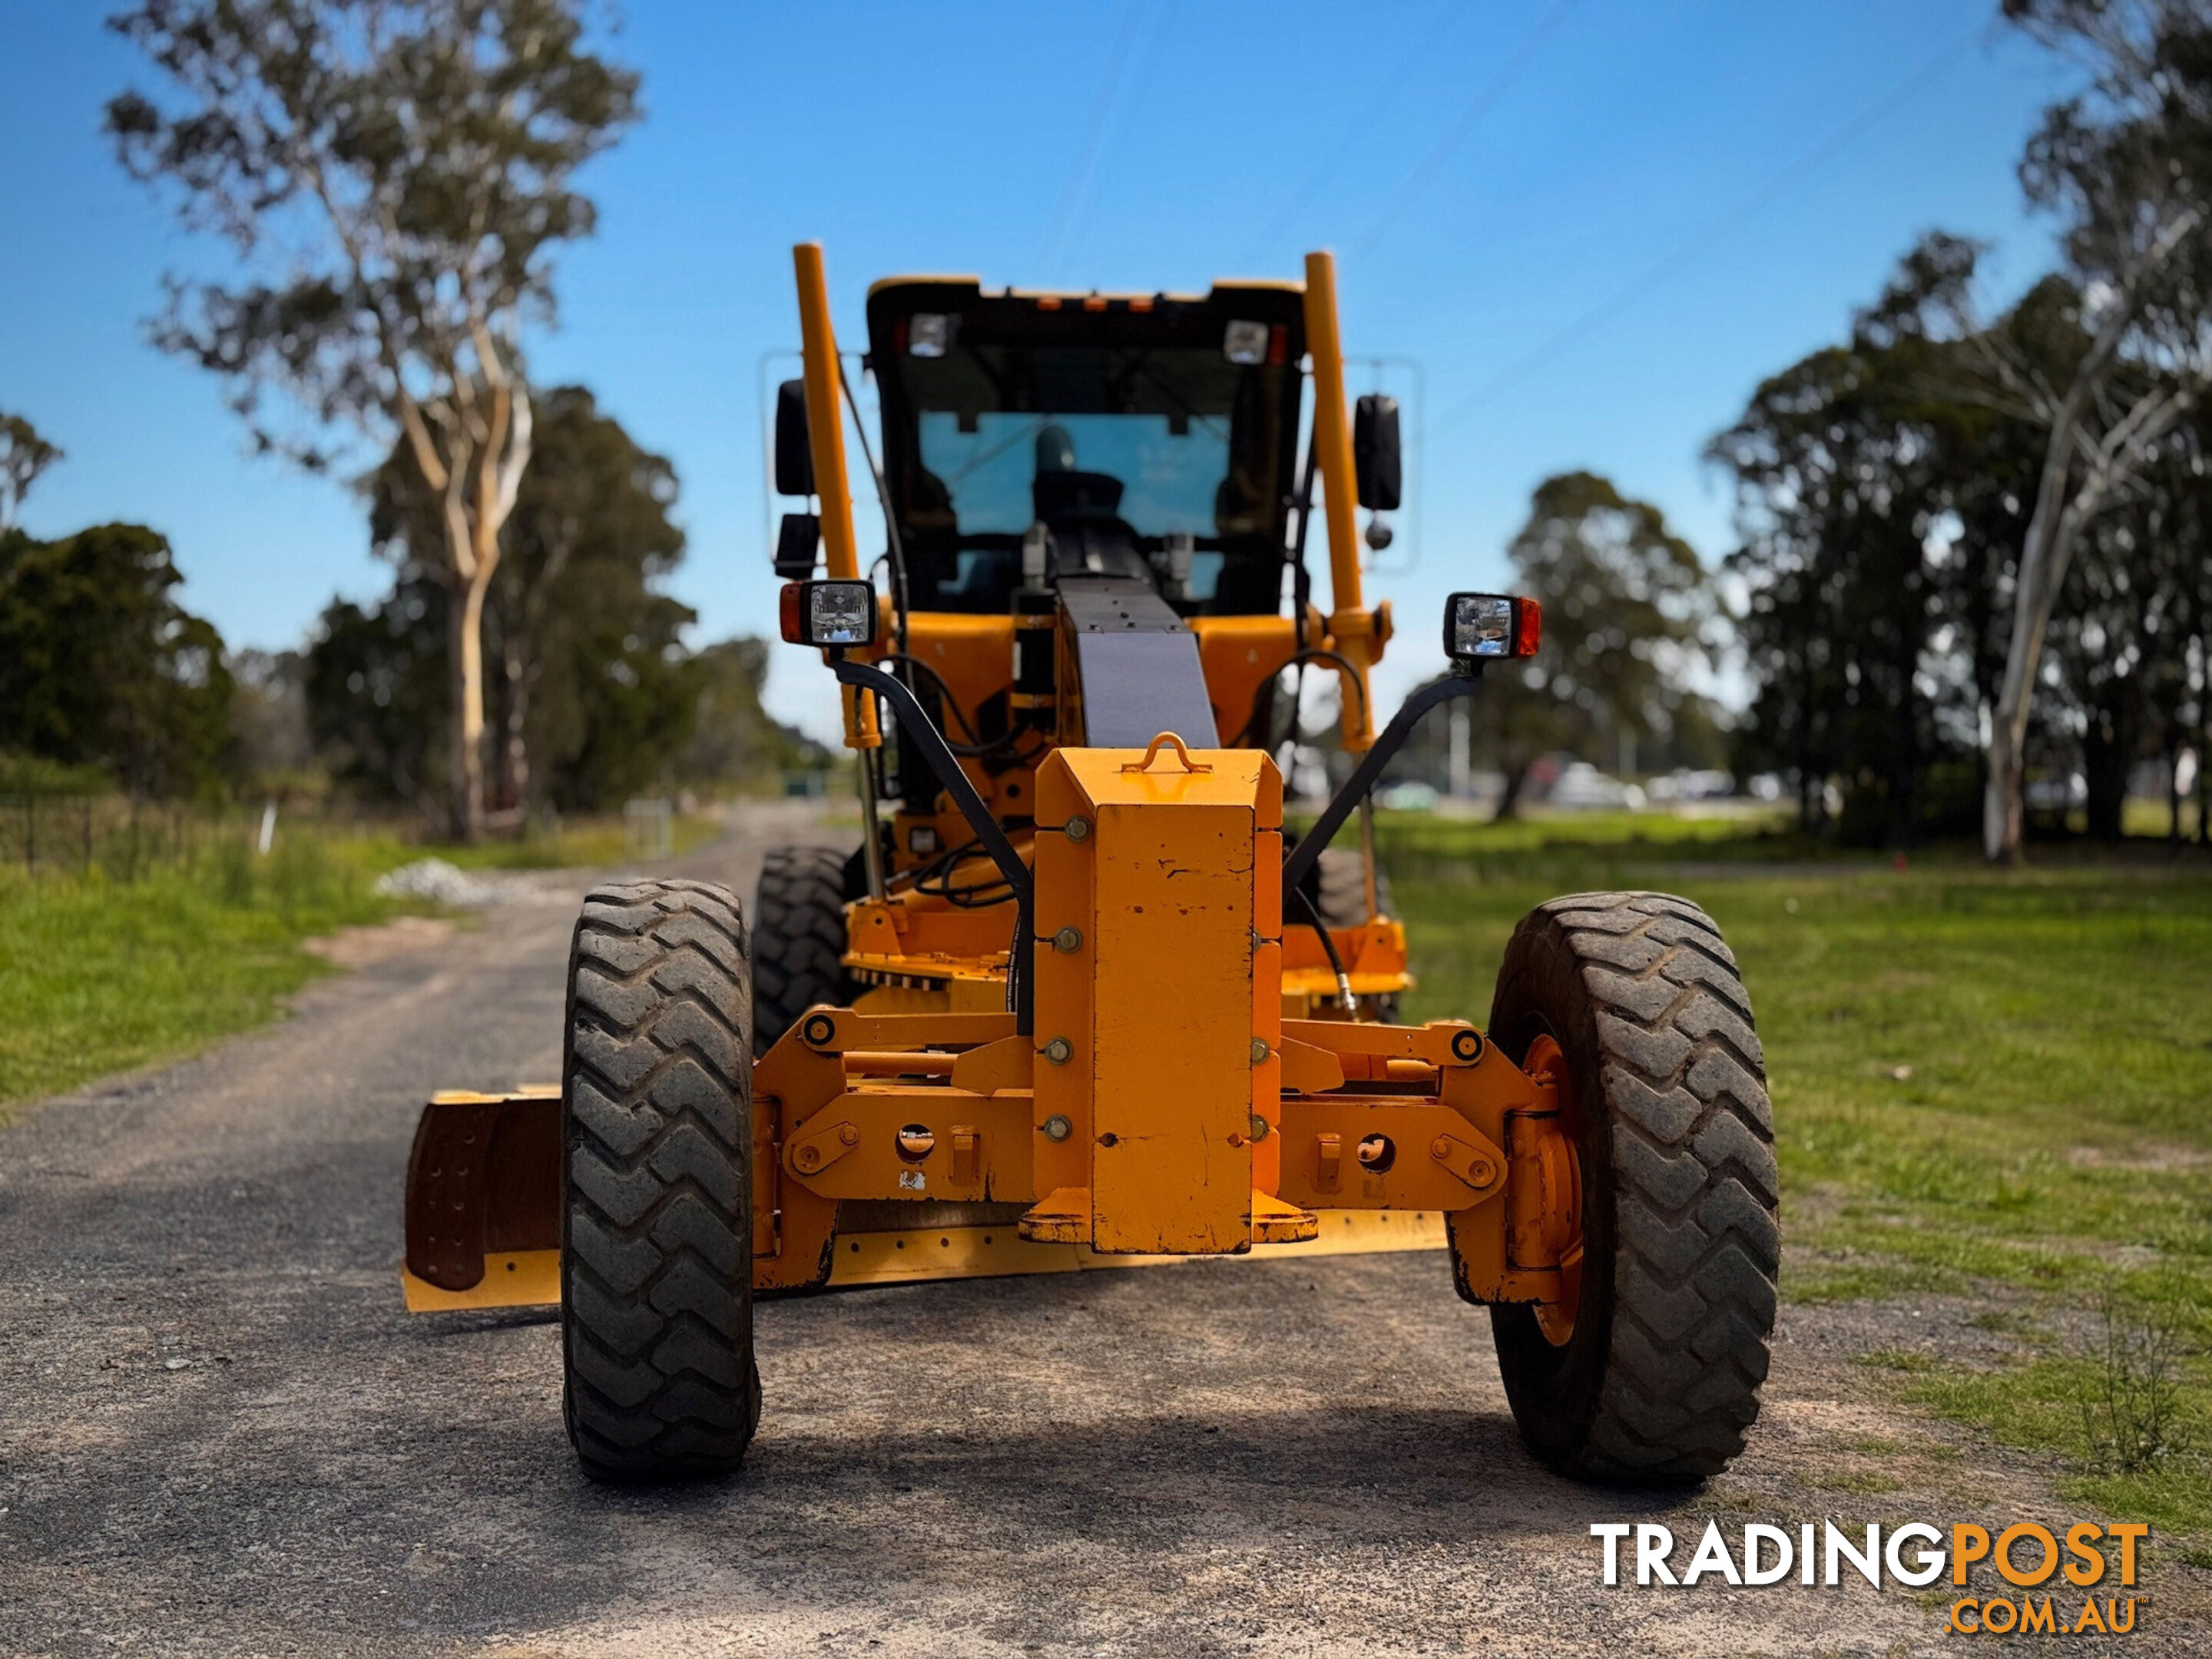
[[1032, 424, 1151, 583]]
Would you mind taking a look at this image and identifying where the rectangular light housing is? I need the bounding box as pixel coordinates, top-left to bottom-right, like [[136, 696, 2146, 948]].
[[1444, 592, 1541, 661], [780, 579, 878, 647], [907, 312, 954, 358]]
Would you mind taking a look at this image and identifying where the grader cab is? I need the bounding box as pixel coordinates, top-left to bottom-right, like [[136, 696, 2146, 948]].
[[400, 246, 1780, 1485]]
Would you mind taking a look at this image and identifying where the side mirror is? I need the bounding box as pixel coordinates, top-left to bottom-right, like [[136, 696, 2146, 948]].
[[1353, 393, 1402, 512], [774, 378, 815, 497], [773, 512, 820, 579]]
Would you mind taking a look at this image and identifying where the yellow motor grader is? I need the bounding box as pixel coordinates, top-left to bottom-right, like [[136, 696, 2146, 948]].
[[399, 246, 1780, 1485]]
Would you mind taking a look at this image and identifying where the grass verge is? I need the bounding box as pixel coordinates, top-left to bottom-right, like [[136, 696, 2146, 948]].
[[1382, 811, 2212, 1545], [0, 832, 406, 1118], [0, 806, 733, 1119]]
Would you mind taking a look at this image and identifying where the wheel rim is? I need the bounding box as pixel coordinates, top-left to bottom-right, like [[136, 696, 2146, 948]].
[[1522, 1032, 1584, 1347]]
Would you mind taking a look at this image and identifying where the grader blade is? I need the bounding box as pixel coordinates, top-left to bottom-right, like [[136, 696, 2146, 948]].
[[399, 1088, 561, 1312], [826, 1207, 1446, 1286]]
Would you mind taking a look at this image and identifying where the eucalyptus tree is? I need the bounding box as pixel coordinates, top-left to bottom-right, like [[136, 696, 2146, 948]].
[[364, 385, 688, 812], [105, 0, 641, 839], [1485, 471, 1716, 818], [1, 411, 62, 533], [1710, 237, 2050, 843], [1982, 0, 2212, 859]]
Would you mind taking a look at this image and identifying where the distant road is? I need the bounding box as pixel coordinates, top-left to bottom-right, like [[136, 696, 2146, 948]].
[[0, 804, 2195, 1656]]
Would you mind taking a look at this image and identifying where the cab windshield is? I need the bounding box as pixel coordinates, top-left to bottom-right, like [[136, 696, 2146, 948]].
[[869, 297, 1303, 614], [917, 410, 1230, 538]]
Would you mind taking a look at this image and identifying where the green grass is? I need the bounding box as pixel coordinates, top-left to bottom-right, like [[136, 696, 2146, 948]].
[[1383, 812, 2212, 1542], [0, 832, 406, 1118], [0, 807, 727, 1118]]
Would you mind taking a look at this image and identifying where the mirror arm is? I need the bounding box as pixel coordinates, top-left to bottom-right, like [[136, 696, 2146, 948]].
[[1280, 670, 1480, 899]]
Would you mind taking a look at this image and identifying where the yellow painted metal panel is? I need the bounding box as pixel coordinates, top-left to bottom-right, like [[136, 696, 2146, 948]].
[[826, 1210, 1445, 1287], [1088, 793, 1256, 1254], [396, 1214, 1452, 1310], [400, 1250, 559, 1313], [1030, 764, 1096, 1205]]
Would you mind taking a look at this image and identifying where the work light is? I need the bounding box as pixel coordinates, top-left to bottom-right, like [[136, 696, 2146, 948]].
[[780, 580, 878, 647], [1222, 320, 1270, 365], [1443, 592, 1541, 662], [908, 313, 954, 358]]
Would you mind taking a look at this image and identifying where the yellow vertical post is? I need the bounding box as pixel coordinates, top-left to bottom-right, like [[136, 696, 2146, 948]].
[[792, 241, 879, 747], [1302, 250, 1379, 752]]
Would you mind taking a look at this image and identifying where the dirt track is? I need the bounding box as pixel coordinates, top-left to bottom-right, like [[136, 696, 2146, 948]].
[[0, 807, 2201, 1657]]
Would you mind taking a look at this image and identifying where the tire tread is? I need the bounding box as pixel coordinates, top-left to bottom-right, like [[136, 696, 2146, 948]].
[[1488, 890, 1778, 1483], [561, 879, 759, 1481], [750, 846, 856, 1058]]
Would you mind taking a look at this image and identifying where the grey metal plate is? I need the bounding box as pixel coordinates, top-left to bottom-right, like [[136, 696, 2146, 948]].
[[1059, 580, 1220, 747]]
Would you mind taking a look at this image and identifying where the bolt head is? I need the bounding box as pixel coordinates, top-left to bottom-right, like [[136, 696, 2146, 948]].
[[1431, 1137, 1452, 1160], [1249, 1114, 1270, 1142], [1043, 1036, 1073, 1065], [1064, 816, 1091, 842], [1250, 1038, 1270, 1065], [1052, 926, 1083, 953], [1042, 1114, 1072, 1141], [838, 1124, 859, 1146]]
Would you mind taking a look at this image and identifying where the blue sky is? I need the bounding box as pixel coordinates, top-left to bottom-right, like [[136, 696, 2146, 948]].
[[0, 2, 2074, 738]]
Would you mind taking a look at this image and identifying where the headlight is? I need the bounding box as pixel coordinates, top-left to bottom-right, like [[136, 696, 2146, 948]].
[[780, 580, 879, 647], [1443, 592, 1541, 662], [907, 313, 954, 358], [1223, 320, 1272, 365]]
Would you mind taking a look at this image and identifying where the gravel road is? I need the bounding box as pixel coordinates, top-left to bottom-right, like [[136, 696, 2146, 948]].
[[1, 807, 2201, 1657]]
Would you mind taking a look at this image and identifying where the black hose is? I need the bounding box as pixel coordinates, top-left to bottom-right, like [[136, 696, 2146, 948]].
[[1289, 883, 1359, 1014], [1233, 647, 1371, 748], [839, 355, 911, 651], [872, 651, 1045, 765]]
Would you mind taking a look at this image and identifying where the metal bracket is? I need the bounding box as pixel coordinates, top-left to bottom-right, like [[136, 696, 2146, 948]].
[[788, 1119, 860, 1177]]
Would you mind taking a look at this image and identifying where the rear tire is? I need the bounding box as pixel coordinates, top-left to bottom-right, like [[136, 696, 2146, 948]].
[[1310, 844, 1394, 926], [1482, 891, 1778, 1482], [751, 844, 857, 1058], [561, 879, 760, 1482]]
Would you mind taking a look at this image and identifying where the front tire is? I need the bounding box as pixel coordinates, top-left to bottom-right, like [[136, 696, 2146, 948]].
[[1484, 891, 1778, 1482], [561, 879, 760, 1481]]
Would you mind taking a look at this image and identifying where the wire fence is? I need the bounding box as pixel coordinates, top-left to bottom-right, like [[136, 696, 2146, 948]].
[[0, 793, 401, 882], [3, 794, 218, 880]]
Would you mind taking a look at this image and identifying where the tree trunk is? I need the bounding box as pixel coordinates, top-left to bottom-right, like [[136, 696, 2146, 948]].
[[2200, 732, 2211, 847], [1492, 760, 1531, 822], [448, 565, 492, 843], [2167, 740, 2184, 846], [2083, 697, 2129, 843], [1984, 455, 2084, 863]]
